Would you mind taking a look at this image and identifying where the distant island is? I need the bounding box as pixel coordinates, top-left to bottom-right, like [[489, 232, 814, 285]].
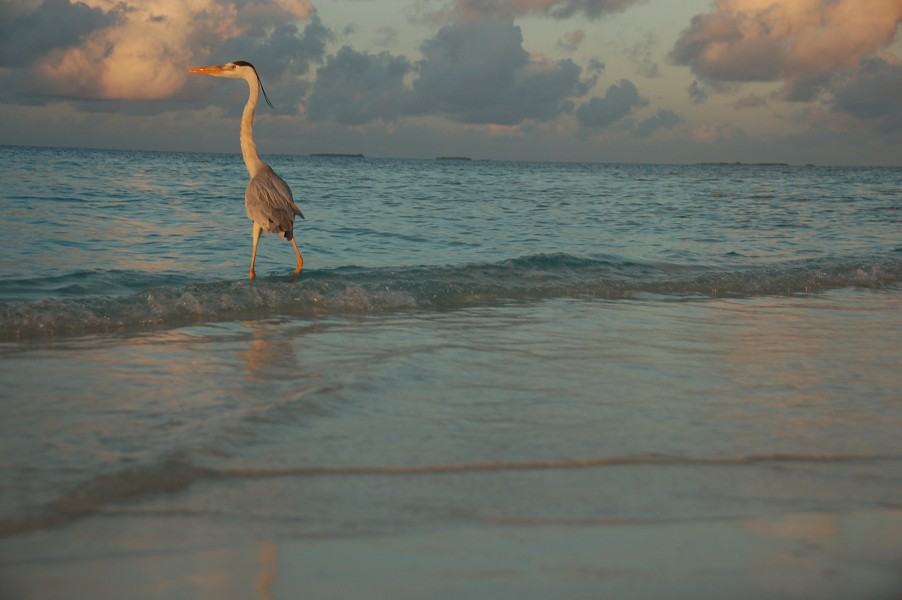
[[310, 153, 365, 158], [436, 156, 472, 161], [697, 162, 789, 166]]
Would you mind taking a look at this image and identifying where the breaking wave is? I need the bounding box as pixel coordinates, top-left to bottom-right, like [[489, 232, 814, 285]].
[[2, 253, 900, 339]]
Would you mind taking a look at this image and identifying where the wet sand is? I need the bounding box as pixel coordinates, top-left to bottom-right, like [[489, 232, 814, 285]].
[[2, 509, 901, 599]]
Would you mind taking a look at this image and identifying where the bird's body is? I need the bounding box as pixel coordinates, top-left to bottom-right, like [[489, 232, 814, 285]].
[[246, 164, 303, 241], [186, 60, 303, 280]]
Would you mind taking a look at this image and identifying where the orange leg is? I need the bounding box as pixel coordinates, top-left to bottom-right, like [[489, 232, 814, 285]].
[[249, 222, 263, 281], [291, 238, 304, 278]]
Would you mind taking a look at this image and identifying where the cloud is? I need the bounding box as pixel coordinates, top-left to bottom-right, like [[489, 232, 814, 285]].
[[732, 94, 767, 110], [576, 79, 645, 129], [216, 15, 332, 80], [832, 57, 902, 130], [306, 47, 411, 124], [623, 32, 660, 78], [0, 0, 117, 69], [408, 19, 584, 124], [671, 0, 902, 100], [635, 109, 679, 137], [687, 80, 709, 104], [308, 19, 587, 127], [587, 58, 605, 76], [2, 0, 317, 102], [418, 0, 646, 22], [576, 83, 675, 137], [195, 16, 332, 116], [558, 30, 585, 53], [374, 27, 402, 49]]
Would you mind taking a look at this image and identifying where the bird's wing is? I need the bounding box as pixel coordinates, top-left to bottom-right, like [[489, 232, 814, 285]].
[[245, 166, 305, 235]]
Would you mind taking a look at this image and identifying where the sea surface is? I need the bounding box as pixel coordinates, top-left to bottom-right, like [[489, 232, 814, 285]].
[[1, 145, 901, 598]]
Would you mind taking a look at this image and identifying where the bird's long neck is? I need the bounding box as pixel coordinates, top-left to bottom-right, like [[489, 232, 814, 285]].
[[240, 76, 266, 179]]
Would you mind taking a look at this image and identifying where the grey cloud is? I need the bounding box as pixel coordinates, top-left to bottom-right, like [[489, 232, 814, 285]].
[[439, 0, 646, 21], [0, 0, 119, 68], [576, 79, 645, 129], [557, 30, 585, 53], [207, 15, 332, 114], [587, 58, 605, 76], [307, 46, 411, 124], [635, 109, 679, 137], [549, 0, 645, 19], [832, 58, 902, 130], [779, 73, 833, 102], [408, 19, 583, 124], [307, 18, 586, 126], [217, 15, 333, 79], [688, 80, 708, 104]]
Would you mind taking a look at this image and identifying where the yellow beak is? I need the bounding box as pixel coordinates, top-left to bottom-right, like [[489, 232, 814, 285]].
[[186, 65, 226, 75]]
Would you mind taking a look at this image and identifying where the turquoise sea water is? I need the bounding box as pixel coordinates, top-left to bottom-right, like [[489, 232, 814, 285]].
[[1, 146, 901, 598]]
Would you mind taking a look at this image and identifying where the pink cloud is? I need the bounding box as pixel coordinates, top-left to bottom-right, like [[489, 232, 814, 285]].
[[671, 0, 902, 100], [27, 0, 314, 100]]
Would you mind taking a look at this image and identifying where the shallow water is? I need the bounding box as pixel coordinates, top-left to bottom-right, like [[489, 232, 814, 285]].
[[1, 146, 901, 598]]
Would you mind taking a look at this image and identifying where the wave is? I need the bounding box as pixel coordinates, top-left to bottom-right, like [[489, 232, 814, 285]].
[[2, 253, 901, 339], [2, 452, 896, 538]]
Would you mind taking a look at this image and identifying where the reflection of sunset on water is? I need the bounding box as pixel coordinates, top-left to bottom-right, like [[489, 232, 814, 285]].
[[256, 540, 279, 600], [745, 512, 838, 544], [242, 321, 303, 384], [742, 510, 902, 596], [702, 294, 902, 452]]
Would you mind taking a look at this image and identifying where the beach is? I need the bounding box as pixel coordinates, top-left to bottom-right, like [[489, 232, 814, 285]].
[[1, 147, 901, 598]]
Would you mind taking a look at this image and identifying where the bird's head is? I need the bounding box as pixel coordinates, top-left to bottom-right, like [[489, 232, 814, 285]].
[[186, 60, 254, 79], [186, 60, 275, 108]]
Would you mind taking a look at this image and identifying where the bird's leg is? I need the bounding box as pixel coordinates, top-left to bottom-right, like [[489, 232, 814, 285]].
[[249, 222, 263, 281], [291, 238, 304, 278]]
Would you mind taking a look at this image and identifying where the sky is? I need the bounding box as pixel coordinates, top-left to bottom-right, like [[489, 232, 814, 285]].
[[1, 0, 901, 165]]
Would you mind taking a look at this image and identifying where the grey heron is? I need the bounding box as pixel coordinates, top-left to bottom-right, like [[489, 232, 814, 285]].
[[186, 61, 304, 280]]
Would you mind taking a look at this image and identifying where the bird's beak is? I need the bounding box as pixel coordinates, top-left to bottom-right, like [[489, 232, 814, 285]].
[[186, 65, 226, 75]]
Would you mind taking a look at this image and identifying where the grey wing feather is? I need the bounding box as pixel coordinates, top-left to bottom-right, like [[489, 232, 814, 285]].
[[245, 165, 304, 239]]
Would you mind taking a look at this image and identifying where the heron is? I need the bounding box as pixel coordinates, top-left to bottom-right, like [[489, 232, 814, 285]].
[[186, 60, 304, 280]]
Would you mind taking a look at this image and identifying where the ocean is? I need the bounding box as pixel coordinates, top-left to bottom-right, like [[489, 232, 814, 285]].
[[1, 145, 900, 598]]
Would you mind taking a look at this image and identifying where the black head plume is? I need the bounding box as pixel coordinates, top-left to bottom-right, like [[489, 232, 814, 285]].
[[233, 61, 275, 110]]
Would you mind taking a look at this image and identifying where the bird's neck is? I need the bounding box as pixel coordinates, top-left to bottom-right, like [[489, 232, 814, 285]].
[[240, 77, 267, 179]]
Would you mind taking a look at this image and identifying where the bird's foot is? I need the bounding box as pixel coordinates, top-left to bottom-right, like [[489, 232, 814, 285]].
[[292, 255, 304, 279], [249, 269, 256, 281]]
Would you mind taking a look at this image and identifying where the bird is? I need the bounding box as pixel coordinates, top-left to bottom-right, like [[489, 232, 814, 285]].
[[186, 60, 304, 280]]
